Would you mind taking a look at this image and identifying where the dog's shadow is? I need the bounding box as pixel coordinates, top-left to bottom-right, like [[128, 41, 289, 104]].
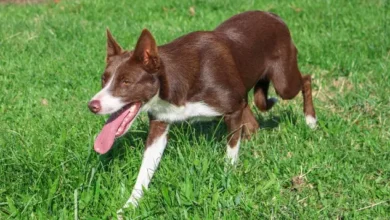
[[174, 112, 286, 143], [98, 109, 297, 164]]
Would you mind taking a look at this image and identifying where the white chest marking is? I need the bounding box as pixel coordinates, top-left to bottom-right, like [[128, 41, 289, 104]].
[[142, 95, 222, 123]]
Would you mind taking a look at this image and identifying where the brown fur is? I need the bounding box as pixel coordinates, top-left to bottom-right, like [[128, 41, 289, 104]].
[[95, 10, 316, 150], [146, 117, 168, 147]]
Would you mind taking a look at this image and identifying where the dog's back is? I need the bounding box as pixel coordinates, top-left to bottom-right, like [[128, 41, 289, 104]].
[[215, 11, 316, 124], [215, 11, 295, 90]]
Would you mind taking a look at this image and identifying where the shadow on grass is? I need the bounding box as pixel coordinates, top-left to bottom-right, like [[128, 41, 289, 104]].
[[260, 110, 299, 130]]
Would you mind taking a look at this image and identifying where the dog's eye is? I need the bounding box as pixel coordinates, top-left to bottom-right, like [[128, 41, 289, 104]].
[[122, 79, 131, 85], [101, 75, 107, 87]]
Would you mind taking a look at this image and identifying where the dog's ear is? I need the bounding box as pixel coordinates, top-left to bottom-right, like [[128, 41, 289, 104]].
[[106, 29, 123, 61], [133, 29, 160, 72]]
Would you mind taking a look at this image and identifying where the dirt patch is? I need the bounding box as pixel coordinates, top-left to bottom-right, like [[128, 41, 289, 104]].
[[290, 167, 317, 192], [311, 75, 355, 114], [331, 77, 354, 92], [41, 98, 48, 106], [291, 175, 306, 191]]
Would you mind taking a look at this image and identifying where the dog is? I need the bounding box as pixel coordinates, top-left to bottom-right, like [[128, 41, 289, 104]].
[[88, 10, 316, 212]]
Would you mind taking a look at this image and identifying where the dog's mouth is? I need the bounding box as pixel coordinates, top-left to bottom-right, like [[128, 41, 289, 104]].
[[94, 102, 141, 154]]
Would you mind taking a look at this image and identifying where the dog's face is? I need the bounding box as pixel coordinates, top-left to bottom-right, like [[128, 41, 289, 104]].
[[89, 29, 161, 115], [100, 56, 158, 112], [88, 29, 161, 154]]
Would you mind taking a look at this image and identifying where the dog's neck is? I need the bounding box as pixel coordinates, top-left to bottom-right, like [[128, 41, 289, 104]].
[[153, 47, 193, 106]]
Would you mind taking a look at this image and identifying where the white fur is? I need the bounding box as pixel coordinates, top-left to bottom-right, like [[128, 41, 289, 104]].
[[305, 115, 317, 129], [142, 94, 222, 122], [223, 28, 244, 44], [119, 126, 169, 212], [226, 137, 240, 165], [91, 88, 126, 114]]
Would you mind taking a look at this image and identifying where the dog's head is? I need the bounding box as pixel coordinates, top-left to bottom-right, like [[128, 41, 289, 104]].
[[88, 29, 161, 154]]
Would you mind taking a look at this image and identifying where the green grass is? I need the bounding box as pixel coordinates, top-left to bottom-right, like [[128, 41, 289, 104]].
[[1, 0, 389, 219]]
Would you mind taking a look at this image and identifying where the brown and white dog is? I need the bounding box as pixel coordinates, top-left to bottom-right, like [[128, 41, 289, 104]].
[[88, 11, 316, 211]]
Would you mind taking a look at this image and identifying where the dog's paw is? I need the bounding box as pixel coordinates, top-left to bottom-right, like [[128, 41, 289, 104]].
[[117, 209, 125, 220], [128, 197, 139, 207], [226, 147, 239, 166], [116, 195, 140, 219], [266, 97, 278, 110], [305, 115, 317, 129], [123, 194, 140, 208]]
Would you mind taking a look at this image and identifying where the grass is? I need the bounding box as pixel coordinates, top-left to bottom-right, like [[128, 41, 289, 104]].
[[0, 0, 389, 219]]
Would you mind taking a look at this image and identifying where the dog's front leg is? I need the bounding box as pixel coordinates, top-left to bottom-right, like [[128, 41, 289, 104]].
[[225, 107, 244, 165], [120, 120, 169, 211]]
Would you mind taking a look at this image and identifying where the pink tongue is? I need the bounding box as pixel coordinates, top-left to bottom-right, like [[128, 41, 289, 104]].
[[94, 103, 139, 154]]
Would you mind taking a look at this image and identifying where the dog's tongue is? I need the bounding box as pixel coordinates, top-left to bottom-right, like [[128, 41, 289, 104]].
[[94, 103, 140, 154]]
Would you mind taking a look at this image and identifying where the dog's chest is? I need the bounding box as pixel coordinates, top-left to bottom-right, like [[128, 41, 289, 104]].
[[142, 95, 222, 123]]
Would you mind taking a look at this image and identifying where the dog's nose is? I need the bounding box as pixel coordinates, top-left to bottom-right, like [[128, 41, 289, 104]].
[[88, 100, 101, 113]]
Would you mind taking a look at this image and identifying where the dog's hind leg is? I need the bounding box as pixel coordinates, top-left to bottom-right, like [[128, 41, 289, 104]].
[[302, 75, 316, 128], [269, 45, 316, 128], [118, 120, 169, 214], [254, 79, 277, 112]]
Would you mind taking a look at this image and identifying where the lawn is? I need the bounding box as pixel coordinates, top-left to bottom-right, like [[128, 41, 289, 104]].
[[0, 0, 389, 219]]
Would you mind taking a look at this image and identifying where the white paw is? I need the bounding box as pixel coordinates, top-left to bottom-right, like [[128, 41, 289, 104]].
[[305, 115, 317, 129], [226, 145, 239, 165], [116, 194, 139, 219], [127, 196, 139, 207], [123, 193, 140, 208], [116, 208, 125, 220], [226, 154, 238, 165]]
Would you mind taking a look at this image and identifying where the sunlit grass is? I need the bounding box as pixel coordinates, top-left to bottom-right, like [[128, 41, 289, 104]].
[[0, 0, 389, 218]]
